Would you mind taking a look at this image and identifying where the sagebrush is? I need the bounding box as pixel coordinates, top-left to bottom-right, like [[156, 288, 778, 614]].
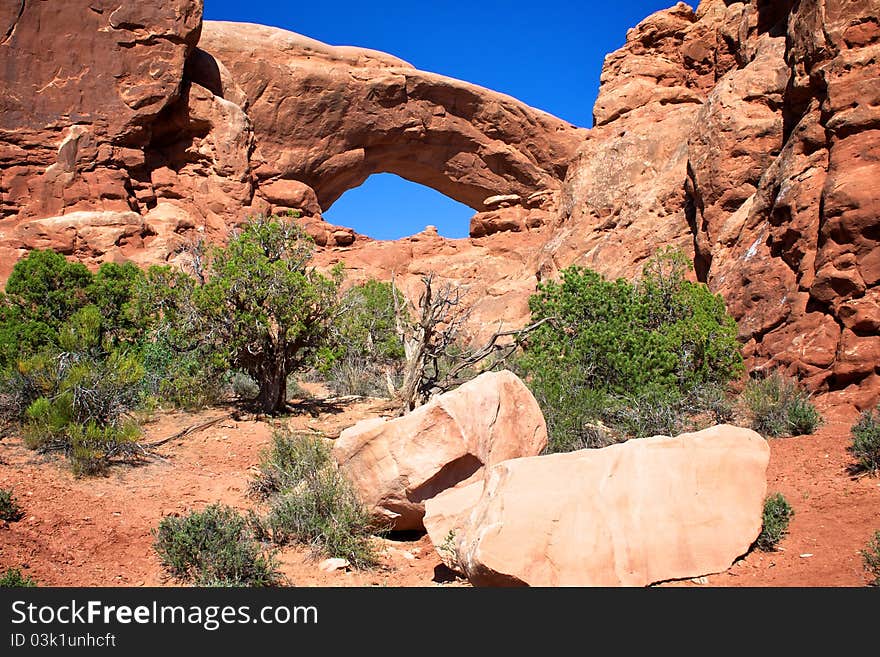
[[251, 430, 378, 568], [861, 531, 880, 586], [249, 430, 332, 499], [743, 372, 821, 437], [154, 504, 281, 587], [0, 568, 36, 587], [850, 405, 880, 474], [756, 493, 794, 551], [0, 488, 24, 522]]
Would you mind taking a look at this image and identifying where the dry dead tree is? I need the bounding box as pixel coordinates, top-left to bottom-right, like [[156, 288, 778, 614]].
[[389, 272, 554, 414]]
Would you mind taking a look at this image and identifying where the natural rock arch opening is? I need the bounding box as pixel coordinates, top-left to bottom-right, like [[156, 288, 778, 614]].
[[195, 22, 586, 232], [322, 173, 474, 240]]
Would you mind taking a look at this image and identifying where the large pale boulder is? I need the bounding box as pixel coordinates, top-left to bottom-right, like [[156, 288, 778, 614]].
[[332, 370, 547, 531], [424, 480, 485, 570], [445, 425, 769, 586]]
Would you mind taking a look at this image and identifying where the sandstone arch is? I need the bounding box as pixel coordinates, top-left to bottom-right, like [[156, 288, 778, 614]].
[[196, 22, 586, 214]]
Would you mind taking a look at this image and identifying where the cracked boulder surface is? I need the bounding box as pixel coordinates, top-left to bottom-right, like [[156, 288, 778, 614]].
[[445, 425, 770, 587], [332, 371, 547, 531]]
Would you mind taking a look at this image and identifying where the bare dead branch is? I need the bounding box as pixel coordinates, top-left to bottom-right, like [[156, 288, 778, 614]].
[[141, 413, 234, 449], [390, 272, 552, 415]]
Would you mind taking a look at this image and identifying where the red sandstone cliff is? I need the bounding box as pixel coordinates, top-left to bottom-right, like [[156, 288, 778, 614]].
[[0, 0, 877, 404]]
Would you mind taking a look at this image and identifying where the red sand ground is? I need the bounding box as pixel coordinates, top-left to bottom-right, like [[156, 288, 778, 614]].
[[1, 392, 878, 588]]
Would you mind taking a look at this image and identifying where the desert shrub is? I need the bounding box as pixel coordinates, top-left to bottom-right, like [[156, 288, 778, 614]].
[[0, 250, 92, 365], [756, 493, 794, 551], [0, 568, 36, 587], [11, 346, 145, 475], [0, 488, 24, 522], [690, 382, 736, 424], [264, 469, 378, 568], [4, 249, 92, 322], [0, 269, 150, 474], [319, 280, 405, 398], [249, 430, 332, 499], [2, 300, 142, 411], [850, 404, 880, 474], [743, 372, 822, 437], [154, 504, 281, 587], [333, 280, 405, 364], [252, 430, 378, 567], [85, 262, 147, 346], [134, 270, 228, 411], [787, 396, 823, 435], [525, 377, 616, 451], [0, 252, 146, 368], [519, 248, 742, 452], [324, 357, 392, 398], [607, 388, 690, 439], [861, 531, 880, 586], [158, 370, 226, 410], [0, 253, 162, 472], [0, 354, 54, 429], [64, 349, 144, 424], [136, 217, 342, 414], [0, 298, 53, 370], [137, 336, 226, 410], [230, 372, 260, 401], [66, 420, 141, 477]]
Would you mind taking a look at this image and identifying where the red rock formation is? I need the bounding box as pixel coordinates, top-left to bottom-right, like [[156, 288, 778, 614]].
[[684, 0, 880, 401], [550, 0, 879, 404], [549, 2, 710, 282], [0, 0, 877, 403], [198, 21, 585, 216], [0, 0, 207, 275]]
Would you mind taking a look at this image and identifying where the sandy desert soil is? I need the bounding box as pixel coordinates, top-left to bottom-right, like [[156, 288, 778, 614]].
[[1, 389, 878, 588]]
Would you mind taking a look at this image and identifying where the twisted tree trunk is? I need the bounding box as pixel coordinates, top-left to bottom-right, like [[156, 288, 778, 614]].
[[255, 361, 288, 414]]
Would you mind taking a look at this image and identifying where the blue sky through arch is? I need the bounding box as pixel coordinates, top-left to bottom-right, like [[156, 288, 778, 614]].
[[322, 173, 474, 240]]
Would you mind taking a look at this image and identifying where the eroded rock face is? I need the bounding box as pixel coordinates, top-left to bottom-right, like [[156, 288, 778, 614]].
[[685, 0, 880, 398], [0, 3, 583, 280], [446, 425, 770, 587], [311, 227, 549, 343], [0, 0, 267, 278], [332, 371, 547, 531], [0, 1, 201, 217], [549, 1, 722, 282], [549, 0, 879, 404]]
